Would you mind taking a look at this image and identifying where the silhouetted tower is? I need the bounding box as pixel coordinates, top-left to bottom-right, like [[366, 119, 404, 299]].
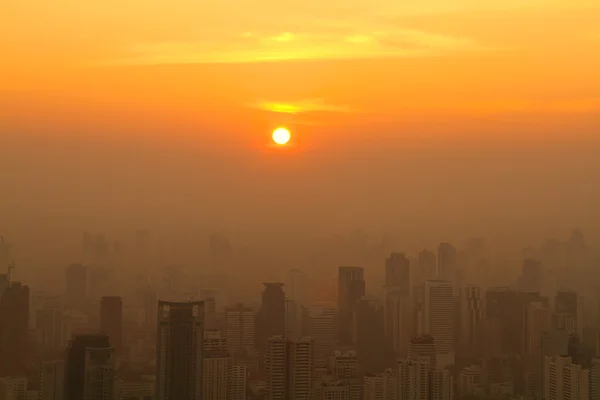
[[65, 264, 87, 310], [338, 267, 365, 346], [437, 243, 457, 282], [255, 283, 285, 353], [100, 296, 123, 353], [64, 334, 110, 400], [0, 282, 29, 376], [417, 250, 437, 283], [156, 300, 205, 400]]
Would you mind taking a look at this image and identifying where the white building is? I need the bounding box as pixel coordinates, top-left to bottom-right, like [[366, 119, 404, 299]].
[[155, 300, 204, 400]]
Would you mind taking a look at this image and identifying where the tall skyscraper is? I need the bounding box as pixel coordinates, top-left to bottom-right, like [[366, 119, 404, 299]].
[[84, 346, 117, 399], [338, 267, 365, 345], [396, 358, 429, 400], [203, 330, 231, 400], [384, 253, 412, 356], [417, 250, 437, 283], [41, 360, 65, 400], [437, 244, 457, 283], [307, 305, 340, 360], [155, 300, 204, 400], [100, 296, 123, 353], [225, 304, 257, 354], [65, 264, 87, 310], [288, 269, 310, 306], [229, 365, 247, 400], [36, 302, 67, 352], [543, 355, 590, 400], [256, 283, 285, 352], [285, 299, 304, 340], [421, 280, 454, 367], [64, 334, 110, 400], [0, 281, 29, 376], [287, 337, 315, 400], [459, 285, 484, 358], [265, 336, 287, 400], [520, 259, 543, 293]]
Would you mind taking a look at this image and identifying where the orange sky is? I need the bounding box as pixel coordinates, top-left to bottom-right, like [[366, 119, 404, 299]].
[[2, 0, 600, 149]]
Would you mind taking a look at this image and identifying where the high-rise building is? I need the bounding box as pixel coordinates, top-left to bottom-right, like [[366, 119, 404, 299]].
[[65, 264, 87, 310], [155, 300, 204, 400], [203, 330, 231, 400], [36, 303, 67, 352], [288, 269, 310, 306], [543, 355, 589, 400], [256, 283, 285, 352], [0, 282, 29, 376], [225, 304, 256, 354], [229, 365, 247, 400], [437, 244, 457, 282], [285, 299, 304, 341], [64, 334, 110, 400], [430, 369, 454, 400], [409, 335, 437, 370], [84, 346, 117, 399], [354, 299, 389, 374], [417, 250, 437, 283], [329, 351, 360, 400], [396, 358, 429, 400], [523, 300, 551, 357], [41, 360, 64, 400], [363, 369, 396, 400], [421, 280, 454, 366], [0, 377, 27, 400], [384, 253, 412, 356], [307, 306, 340, 360], [554, 291, 583, 338], [338, 267, 365, 346], [287, 337, 315, 400], [265, 336, 286, 400], [100, 296, 123, 353], [520, 259, 543, 293], [459, 285, 484, 358], [314, 377, 350, 400]]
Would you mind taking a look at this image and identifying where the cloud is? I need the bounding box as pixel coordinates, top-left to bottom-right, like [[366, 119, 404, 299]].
[[251, 99, 352, 114], [108, 27, 483, 65]]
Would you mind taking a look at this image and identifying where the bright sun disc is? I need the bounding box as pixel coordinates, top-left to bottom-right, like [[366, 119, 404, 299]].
[[272, 127, 291, 145]]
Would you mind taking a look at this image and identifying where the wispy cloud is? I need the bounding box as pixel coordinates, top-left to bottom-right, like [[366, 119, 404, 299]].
[[251, 99, 352, 114], [109, 27, 484, 65]]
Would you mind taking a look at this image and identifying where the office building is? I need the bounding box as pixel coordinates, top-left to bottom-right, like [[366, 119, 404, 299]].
[[65, 264, 87, 310], [0, 282, 29, 376], [155, 301, 204, 400], [100, 296, 123, 353], [338, 267, 365, 345], [421, 280, 454, 366], [384, 253, 412, 356], [203, 330, 231, 400], [287, 337, 315, 400], [64, 334, 110, 400], [396, 358, 429, 400], [41, 360, 64, 400], [307, 306, 339, 360], [459, 285, 484, 358], [543, 355, 589, 400], [265, 336, 286, 400], [84, 346, 117, 399], [437, 244, 457, 282], [256, 283, 285, 352]]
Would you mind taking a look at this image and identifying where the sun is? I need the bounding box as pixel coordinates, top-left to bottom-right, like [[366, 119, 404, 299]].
[[272, 127, 291, 145]]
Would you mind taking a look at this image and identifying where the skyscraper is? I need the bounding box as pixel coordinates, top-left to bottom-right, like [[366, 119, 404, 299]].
[[155, 300, 204, 400], [203, 330, 231, 400], [100, 296, 123, 353], [265, 336, 287, 400], [437, 244, 457, 283], [421, 280, 454, 367], [459, 285, 484, 358], [287, 337, 315, 400], [396, 358, 429, 400], [225, 304, 257, 354], [288, 269, 310, 306], [64, 334, 110, 400], [256, 283, 285, 352], [65, 264, 87, 310], [0, 281, 29, 376], [84, 346, 117, 400], [384, 253, 412, 356], [338, 267, 365, 345], [417, 250, 437, 283], [41, 360, 65, 400], [307, 305, 340, 360]]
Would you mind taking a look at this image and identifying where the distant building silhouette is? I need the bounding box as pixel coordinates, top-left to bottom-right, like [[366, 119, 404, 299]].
[[65, 264, 87, 310], [255, 283, 285, 353], [100, 296, 123, 353], [64, 334, 110, 400], [338, 267, 365, 346], [155, 300, 204, 400], [0, 281, 29, 376], [41, 360, 64, 400], [437, 243, 457, 283]]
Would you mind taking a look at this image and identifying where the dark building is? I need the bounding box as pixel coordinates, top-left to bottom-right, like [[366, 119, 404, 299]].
[[64, 334, 110, 400], [100, 296, 123, 353], [338, 267, 365, 345], [437, 243, 457, 282], [354, 299, 391, 373], [385, 253, 410, 294], [255, 283, 285, 352], [0, 282, 29, 376], [65, 264, 87, 310]]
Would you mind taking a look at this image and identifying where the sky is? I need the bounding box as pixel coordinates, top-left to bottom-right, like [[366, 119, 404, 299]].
[[1, 0, 599, 244]]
